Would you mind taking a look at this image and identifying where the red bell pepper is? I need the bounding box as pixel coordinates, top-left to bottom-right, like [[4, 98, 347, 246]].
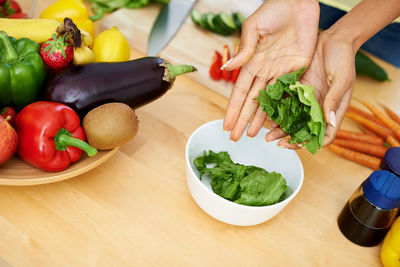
[[221, 45, 231, 81], [209, 50, 222, 80], [16, 101, 97, 172]]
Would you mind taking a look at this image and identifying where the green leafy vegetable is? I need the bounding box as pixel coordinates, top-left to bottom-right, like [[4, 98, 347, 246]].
[[88, 0, 171, 21], [256, 67, 326, 154], [194, 150, 288, 206]]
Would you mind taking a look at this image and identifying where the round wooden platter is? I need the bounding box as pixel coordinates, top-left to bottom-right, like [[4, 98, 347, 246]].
[[0, 148, 119, 186]]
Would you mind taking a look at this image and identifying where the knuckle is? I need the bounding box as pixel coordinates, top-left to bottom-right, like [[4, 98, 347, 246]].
[[234, 85, 250, 97], [255, 110, 267, 120], [242, 66, 255, 76]]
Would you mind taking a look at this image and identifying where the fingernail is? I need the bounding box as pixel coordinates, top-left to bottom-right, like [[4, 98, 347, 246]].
[[247, 135, 254, 139], [229, 139, 236, 143], [329, 111, 336, 127], [278, 145, 287, 149], [220, 58, 233, 70], [223, 129, 228, 133]]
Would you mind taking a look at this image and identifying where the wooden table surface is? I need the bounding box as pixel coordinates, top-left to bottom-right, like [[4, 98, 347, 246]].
[[1, 1, 400, 266]]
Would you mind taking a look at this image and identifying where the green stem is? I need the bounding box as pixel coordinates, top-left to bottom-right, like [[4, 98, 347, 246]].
[[0, 31, 18, 61], [55, 128, 97, 157], [89, 3, 106, 21], [166, 63, 197, 79]]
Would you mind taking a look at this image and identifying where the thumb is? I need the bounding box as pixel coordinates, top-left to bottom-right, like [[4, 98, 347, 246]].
[[323, 70, 354, 128], [221, 19, 258, 71]]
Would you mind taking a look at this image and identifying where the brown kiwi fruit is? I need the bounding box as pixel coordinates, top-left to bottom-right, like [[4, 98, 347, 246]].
[[82, 103, 139, 150]]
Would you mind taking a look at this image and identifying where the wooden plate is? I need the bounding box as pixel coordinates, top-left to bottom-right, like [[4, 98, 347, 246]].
[[0, 148, 119, 186]]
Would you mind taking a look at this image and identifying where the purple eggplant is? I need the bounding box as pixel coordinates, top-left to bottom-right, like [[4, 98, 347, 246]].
[[45, 57, 196, 116]]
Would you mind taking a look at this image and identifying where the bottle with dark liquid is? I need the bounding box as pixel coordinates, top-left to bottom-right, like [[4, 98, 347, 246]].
[[337, 170, 400, 247]]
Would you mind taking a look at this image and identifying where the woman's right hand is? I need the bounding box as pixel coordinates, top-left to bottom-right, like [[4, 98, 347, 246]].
[[266, 30, 357, 149], [222, 0, 320, 141]]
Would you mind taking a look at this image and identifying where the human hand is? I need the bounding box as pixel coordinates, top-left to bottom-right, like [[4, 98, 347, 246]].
[[266, 30, 357, 149], [222, 0, 320, 141]]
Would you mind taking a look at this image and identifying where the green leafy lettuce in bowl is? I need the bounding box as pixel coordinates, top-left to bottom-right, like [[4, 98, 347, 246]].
[[256, 67, 326, 154], [194, 150, 288, 207]]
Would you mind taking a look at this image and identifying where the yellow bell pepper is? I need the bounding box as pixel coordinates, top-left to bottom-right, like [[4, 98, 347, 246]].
[[381, 217, 400, 267], [40, 0, 88, 19], [40, 0, 94, 38], [92, 27, 130, 62]]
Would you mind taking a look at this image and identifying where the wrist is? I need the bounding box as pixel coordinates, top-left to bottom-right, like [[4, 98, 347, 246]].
[[323, 25, 362, 56]]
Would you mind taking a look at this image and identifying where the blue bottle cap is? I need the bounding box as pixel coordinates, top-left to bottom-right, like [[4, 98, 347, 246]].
[[362, 170, 400, 210], [384, 147, 400, 176]]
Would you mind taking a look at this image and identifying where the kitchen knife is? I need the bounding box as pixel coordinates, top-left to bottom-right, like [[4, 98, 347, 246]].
[[147, 0, 197, 56]]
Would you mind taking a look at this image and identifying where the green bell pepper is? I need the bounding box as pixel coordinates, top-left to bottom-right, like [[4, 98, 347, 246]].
[[0, 31, 45, 110]]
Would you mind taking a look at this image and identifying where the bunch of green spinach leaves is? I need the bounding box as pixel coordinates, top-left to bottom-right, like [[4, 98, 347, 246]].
[[256, 67, 326, 154], [88, 0, 171, 21], [194, 150, 288, 206]]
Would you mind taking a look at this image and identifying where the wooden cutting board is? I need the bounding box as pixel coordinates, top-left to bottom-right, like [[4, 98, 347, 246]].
[[101, 0, 263, 98]]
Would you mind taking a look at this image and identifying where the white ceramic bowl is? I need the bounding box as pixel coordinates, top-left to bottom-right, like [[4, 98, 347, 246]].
[[185, 119, 304, 226]]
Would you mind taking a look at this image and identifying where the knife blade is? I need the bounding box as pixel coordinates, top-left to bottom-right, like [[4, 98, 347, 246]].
[[147, 0, 197, 56]]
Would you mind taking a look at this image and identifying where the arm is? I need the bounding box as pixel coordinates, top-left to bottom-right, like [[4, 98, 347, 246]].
[[269, 0, 400, 148], [329, 0, 400, 54]]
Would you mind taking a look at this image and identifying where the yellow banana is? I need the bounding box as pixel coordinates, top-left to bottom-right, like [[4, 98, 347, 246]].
[[73, 45, 95, 65], [0, 18, 61, 44], [80, 30, 93, 48]]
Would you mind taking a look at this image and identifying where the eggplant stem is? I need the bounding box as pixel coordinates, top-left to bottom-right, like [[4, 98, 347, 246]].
[[167, 63, 197, 80]]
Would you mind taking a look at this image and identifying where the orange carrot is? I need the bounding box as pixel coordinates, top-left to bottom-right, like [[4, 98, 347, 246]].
[[347, 106, 386, 127], [328, 144, 381, 170], [346, 112, 393, 139], [382, 105, 400, 126], [336, 129, 385, 145], [387, 136, 400, 148], [357, 99, 400, 140], [333, 138, 388, 158], [361, 127, 378, 137]]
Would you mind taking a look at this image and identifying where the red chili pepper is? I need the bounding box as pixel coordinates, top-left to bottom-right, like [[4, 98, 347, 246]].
[[221, 45, 231, 81], [230, 44, 240, 83], [209, 50, 222, 80], [231, 67, 241, 83], [0, 107, 16, 127], [16, 101, 97, 172]]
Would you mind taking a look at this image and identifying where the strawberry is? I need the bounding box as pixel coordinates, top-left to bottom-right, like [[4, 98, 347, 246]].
[[1, 0, 21, 17], [0, 107, 16, 127], [7, 12, 26, 18], [8, 0, 21, 13], [40, 34, 73, 70]]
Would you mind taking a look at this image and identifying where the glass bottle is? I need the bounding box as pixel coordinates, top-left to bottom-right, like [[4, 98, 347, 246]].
[[337, 170, 400, 247]]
